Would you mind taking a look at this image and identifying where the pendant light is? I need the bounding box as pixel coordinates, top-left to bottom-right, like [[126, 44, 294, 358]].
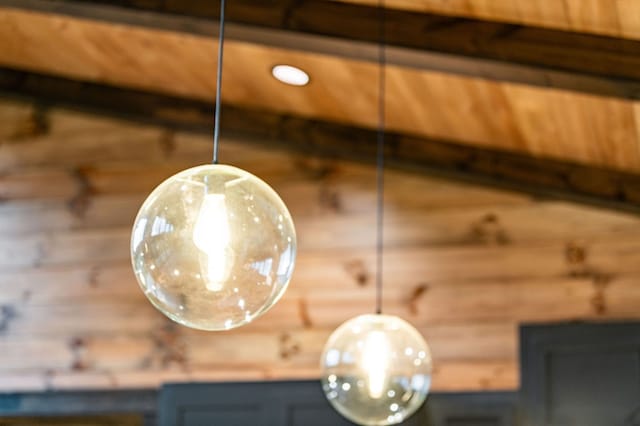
[[321, 315, 431, 425], [130, 0, 296, 331], [319, 2, 432, 424]]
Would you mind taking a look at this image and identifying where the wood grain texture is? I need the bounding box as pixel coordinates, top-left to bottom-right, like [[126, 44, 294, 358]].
[[1, 100, 640, 393], [1, 7, 640, 174], [5, 0, 640, 102], [335, 0, 640, 40], [14, 0, 639, 42]]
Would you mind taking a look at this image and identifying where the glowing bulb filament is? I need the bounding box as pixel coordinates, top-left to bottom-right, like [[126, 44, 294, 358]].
[[193, 193, 234, 291], [361, 331, 391, 399]]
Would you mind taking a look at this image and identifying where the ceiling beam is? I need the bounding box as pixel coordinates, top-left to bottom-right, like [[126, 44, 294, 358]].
[[2, 0, 640, 100], [2, 67, 638, 214]]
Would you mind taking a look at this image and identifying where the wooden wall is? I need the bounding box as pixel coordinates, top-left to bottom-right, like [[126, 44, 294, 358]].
[[1, 98, 640, 393]]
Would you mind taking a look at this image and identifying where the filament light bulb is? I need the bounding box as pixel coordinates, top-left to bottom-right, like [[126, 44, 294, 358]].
[[362, 331, 390, 399], [192, 193, 234, 291]]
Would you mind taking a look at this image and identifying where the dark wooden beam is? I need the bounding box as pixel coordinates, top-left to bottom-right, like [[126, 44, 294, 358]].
[[2, 0, 640, 99], [1, 67, 638, 214]]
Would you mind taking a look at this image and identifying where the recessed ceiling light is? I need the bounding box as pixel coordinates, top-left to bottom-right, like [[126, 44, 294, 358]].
[[271, 65, 310, 86]]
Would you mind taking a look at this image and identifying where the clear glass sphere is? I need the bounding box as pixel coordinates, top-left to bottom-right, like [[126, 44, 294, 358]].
[[131, 164, 296, 331], [320, 314, 432, 426]]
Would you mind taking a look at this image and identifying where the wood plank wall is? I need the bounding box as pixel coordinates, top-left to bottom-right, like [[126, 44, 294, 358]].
[[1, 99, 640, 393]]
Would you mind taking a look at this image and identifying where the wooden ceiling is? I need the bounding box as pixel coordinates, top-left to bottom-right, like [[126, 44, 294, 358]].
[[2, 6, 638, 171], [0, 0, 639, 212], [337, 0, 640, 40]]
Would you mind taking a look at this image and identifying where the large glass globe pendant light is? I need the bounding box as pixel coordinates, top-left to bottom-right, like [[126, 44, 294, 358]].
[[320, 1, 431, 423], [131, 164, 296, 331], [130, 0, 296, 331]]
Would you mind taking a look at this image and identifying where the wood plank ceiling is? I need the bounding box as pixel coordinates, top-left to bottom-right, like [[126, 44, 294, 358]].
[[1, 0, 640, 395], [337, 0, 640, 40], [0, 3, 638, 173]]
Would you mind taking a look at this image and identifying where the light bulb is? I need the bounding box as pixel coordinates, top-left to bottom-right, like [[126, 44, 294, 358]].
[[131, 164, 296, 331], [362, 331, 390, 399], [192, 193, 234, 291], [321, 314, 432, 426]]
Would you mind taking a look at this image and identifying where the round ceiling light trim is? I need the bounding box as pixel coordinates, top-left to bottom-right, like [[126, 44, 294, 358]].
[[271, 64, 310, 86]]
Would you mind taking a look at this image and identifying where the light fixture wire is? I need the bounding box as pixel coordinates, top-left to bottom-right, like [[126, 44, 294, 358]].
[[375, 0, 386, 315], [212, 0, 226, 165]]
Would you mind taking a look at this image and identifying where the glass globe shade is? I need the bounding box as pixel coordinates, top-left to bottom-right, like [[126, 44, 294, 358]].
[[320, 314, 432, 426], [130, 164, 296, 331]]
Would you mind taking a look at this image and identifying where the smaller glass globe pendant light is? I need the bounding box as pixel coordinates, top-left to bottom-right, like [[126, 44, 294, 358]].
[[321, 315, 432, 426], [130, 0, 296, 331], [320, 1, 431, 424]]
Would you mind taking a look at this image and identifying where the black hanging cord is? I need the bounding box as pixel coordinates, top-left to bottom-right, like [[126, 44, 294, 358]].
[[375, 0, 386, 315], [212, 0, 226, 165]]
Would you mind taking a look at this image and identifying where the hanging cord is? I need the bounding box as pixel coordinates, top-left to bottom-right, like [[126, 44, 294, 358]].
[[212, 0, 226, 164], [375, 0, 386, 315]]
